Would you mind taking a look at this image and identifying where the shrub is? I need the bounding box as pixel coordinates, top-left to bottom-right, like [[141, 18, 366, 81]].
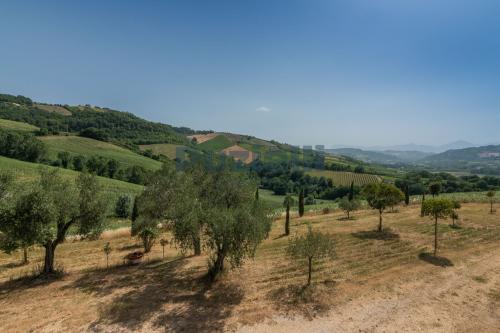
[[115, 195, 131, 218]]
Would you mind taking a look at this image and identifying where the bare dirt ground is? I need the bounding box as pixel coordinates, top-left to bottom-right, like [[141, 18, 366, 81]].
[[222, 145, 257, 164], [239, 246, 500, 333], [186, 133, 219, 144], [0, 204, 499, 332]]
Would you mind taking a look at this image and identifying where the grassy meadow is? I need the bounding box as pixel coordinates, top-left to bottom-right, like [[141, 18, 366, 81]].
[[0, 156, 143, 209], [0, 118, 39, 132], [39, 135, 162, 171], [259, 189, 339, 212]]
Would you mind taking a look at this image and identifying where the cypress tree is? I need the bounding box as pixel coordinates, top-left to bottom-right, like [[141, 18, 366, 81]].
[[131, 197, 139, 236], [255, 187, 259, 201], [298, 189, 305, 217], [404, 184, 410, 206], [348, 181, 354, 201], [420, 192, 426, 217]]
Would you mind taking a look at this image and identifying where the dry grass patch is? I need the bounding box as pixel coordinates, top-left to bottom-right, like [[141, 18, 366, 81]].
[[0, 203, 500, 331]]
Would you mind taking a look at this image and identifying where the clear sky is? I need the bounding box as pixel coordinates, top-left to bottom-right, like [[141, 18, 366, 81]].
[[2, 0, 500, 147]]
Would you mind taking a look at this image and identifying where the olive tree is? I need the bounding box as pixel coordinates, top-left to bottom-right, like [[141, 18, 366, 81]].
[[103, 242, 112, 268], [0, 169, 107, 274], [339, 196, 360, 219], [363, 183, 404, 232], [203, 170, 271, 281], [451, 200, 461, 227], [421, 197, 454, 256], [287, 224, 335, 286], [139, 166, 271, 281], [160, 238, 169, 259], [137, 165, 206, 255], [486, 191, 496, 214]]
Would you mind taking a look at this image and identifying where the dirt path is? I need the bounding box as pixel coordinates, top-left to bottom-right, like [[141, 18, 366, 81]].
[[238, 248, 500, 333]]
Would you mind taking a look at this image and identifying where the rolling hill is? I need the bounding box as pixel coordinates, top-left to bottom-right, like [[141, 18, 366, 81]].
[[0, 155, 142, 213], [0, 118, 39, 132], [0, 98, 191, 146], [326, 148, 404, 165], [419, 145, 500, 175], [40, 136, 162, 171]]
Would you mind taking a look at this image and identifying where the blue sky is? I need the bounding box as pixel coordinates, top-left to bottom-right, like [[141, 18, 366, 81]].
[[2, 0, 500, 147]]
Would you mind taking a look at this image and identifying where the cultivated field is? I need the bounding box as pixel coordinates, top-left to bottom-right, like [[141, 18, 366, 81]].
[[198, 134, 234, 151], [39, 135, 162, 171], [307, 169, 382, 186], [222, 145, 257, 164], [1, 203, 500, 332], [0, 156, 142, 210]]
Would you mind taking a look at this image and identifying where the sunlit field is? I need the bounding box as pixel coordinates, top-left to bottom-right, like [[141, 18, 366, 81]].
[[1, 203, 499, 332]]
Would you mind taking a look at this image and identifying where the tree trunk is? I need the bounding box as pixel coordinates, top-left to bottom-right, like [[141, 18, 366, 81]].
[[106, 254, 109, 268], [491, 200, 494, 214], [421, 193, 426, 217], [193, 235, 201, 256], [22, 247, 28, 265], [434, 216, 438, 256], [307, 257, 312, 286], [143, 235, 153, 253], [347, 211, 350, 219], [285, 205, 290, 235], [209, 250, 225, 281], [43, 243, 56, 275], [378, 210, 383, 232], [162, 246, 165, 259]]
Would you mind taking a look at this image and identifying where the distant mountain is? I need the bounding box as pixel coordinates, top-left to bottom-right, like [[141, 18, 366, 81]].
[[325, 148, 404, 165], [420, 145, 500, 175], [382, 150, 434, 162], [369, 141, 476, 153]]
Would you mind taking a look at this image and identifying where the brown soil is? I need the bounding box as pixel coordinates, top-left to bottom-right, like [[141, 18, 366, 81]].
[[0, 204, 499, 332], [187, 133, 219, 144], [222, 145, 257, 164]]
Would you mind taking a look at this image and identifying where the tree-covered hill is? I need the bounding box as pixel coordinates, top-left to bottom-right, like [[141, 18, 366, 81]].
[[0, 95, 192, 147], [419, 145, 500, 175]]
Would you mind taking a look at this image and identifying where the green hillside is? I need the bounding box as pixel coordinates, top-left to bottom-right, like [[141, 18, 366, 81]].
[[39, 135, 162, 171], [0, 98, 190, 146], [0, 155, 142, 208], [139, 143, 187, 159], [0, 118, 39, 132], [420, 145, 500, 175]]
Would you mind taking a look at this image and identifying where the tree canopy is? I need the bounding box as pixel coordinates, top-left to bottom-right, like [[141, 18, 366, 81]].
[[363, 183, 404, 231], [0, 169, 108, 274]]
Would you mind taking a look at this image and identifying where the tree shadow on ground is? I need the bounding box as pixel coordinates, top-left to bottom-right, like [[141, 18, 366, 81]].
[[267, 281, 336, 320], [0, 269, 65, 296], [0, 261, 27, 270], [119, 243, 143, 251], [337, 216, 355, 221], [69, 256, 244, 332], [418, 252, 454, 267], [351, 229, 400, 241], [273, 234, 289, 240]]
